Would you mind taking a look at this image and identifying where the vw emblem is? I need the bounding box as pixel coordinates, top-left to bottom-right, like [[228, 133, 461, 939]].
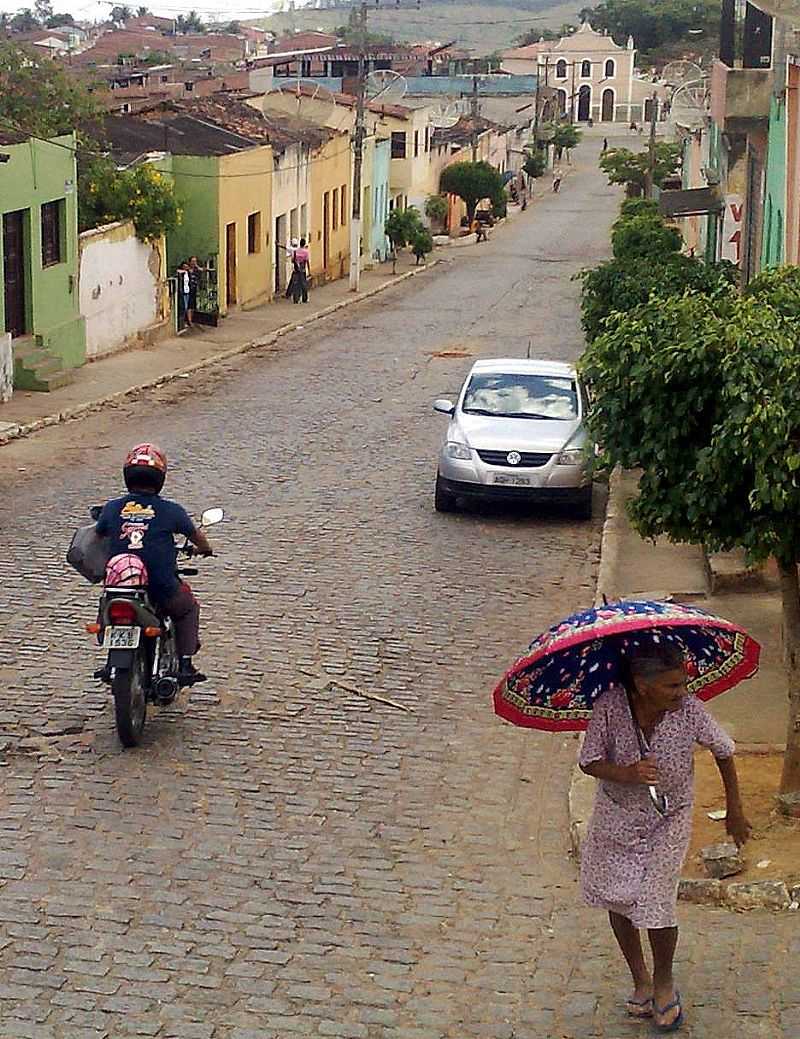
[[507, 451, 522, 466]]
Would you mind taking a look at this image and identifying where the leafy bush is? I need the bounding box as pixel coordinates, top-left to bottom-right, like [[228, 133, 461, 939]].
[[523, 150, 547, 179], [424, 194, 448, 225], [600, 143, 681, 195], [611, 213, 682, 262], [384, 206, 424, 250], [80, 159, 181, 242], [410, 227, 434, 264], [578, 255, 738, 343], [743, 264, 800, 320], [618, 197, 660, 222]]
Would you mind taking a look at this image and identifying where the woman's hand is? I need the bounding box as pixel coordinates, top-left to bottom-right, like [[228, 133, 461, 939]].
[[725, 807, 752, 847], [623, 757, 660, 785]]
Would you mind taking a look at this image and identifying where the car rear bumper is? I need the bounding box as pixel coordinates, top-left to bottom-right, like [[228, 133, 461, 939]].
[[438, 475, 591, 505]]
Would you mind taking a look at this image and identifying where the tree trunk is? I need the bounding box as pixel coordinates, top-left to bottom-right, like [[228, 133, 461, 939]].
[[779, 559, 800, 796]]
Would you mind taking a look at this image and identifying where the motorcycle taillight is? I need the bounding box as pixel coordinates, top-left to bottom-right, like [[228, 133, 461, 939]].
[[108, 600, 137, 626]]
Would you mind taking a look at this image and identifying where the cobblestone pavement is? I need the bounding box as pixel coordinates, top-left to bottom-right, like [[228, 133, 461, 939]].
[[0, 140, 795, 1038]]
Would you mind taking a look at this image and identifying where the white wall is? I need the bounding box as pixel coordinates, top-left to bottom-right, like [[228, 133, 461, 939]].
[[79, 220, 165, 360]]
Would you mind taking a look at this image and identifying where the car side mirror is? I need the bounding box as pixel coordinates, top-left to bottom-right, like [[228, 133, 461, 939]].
[[433, 399, 455, 416], [200, 507, 224, 527]]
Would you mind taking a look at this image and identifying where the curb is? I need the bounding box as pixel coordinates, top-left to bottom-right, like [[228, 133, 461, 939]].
[[569, 468, 797, 912], [0, 261, 440, 449]]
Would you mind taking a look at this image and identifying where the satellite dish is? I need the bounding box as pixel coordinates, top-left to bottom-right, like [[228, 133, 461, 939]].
[[661, 60, 704, 88], [268, 79, 337, 106], [669, 77, 709, 130], [428, 101, 462, 129], [365, 69, 407, 104]]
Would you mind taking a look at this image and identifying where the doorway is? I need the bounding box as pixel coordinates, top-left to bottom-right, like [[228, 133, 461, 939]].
[[275, 212, 287, 294], [644, 97, 658, 124], [577, 85, 591, 122], [225, 222, 237, 307], [323, 191, 331, 276], [3, 210, 27, 338], [601, 88, 615, 122]]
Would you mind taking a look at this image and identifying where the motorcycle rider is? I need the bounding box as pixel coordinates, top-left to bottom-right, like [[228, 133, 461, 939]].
[[96, 443, 213, 685]]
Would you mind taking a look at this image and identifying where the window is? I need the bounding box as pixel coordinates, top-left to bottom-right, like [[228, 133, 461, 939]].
[[40, 200, 63, 267], [340, 184, 347, 226], [332, 187, 339, 230], [414, 130, 419, 157], [581, 60, 591, 78], [184, 81, 194, 92], [247, 211, 261, 254], [555, 59, 567, 79], [605, 58, 615, 78], [425, 126, 430, 152], [462, 372, 578, 421], [391, 131, 406, 159]]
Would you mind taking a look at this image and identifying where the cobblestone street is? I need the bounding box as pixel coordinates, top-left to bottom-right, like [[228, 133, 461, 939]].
[[0, 140, 795, 1038]]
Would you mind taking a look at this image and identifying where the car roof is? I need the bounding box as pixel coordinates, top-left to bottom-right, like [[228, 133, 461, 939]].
[[469, 358, 578, 378]]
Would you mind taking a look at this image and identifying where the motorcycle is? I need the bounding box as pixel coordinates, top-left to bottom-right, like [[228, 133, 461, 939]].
[[86, 507, 223, 748]]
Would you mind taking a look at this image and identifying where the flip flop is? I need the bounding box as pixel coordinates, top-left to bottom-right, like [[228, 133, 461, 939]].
[[653, 991, 684, 1033], [626, 995, 653, 1019]]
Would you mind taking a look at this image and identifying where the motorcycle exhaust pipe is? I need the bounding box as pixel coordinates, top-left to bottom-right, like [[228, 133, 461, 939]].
[[154, 676, 179, 704]]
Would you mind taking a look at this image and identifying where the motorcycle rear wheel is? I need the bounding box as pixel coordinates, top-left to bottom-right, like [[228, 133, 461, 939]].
[[112, 653, 147, 747]]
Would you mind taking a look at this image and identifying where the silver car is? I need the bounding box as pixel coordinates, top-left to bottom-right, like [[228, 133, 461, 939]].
[[433, 358, 593, 518]]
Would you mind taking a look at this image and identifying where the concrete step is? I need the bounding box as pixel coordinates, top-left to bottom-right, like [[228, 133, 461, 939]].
[[13, 341, 75, 393]]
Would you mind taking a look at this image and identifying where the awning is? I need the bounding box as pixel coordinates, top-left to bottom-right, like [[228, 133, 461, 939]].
[[659, 187, 724, 218]]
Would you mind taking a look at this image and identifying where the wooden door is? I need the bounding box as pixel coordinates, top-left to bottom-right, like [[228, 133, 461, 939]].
[[601, 89, 615, 123], [225, 222, 237, 306], [2, 210, 27, 338]]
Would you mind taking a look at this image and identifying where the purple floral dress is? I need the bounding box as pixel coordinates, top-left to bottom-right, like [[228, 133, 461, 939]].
[[579, 686, 735, 929]]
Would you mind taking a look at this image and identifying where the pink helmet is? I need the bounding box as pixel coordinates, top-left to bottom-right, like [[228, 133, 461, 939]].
[[105, 553, 149, 588]]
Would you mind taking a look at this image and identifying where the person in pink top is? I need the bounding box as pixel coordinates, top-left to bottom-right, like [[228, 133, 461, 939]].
[[290, 237, 310, 304], [579, 641, 750, 1033]]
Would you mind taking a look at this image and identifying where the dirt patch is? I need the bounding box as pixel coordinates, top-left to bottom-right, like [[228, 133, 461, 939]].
[[684, 750, 800, 886]]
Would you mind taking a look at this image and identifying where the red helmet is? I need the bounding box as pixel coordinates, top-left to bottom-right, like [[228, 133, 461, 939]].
[[105, 553, 149, 588], [123, 442, 167, 493]]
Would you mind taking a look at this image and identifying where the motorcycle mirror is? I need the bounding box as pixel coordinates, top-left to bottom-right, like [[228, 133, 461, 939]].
[[200, 507, 224, 528], [89, 505, 102, 521]]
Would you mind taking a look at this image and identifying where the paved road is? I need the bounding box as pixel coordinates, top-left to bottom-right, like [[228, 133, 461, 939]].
[[0, 138, 794, 1039]]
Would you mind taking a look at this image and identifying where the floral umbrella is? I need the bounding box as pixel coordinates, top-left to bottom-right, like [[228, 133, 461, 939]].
[[493, 599, 761, 732]]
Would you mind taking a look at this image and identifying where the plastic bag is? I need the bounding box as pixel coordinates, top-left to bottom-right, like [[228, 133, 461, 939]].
[[67, 523, 111, 584]]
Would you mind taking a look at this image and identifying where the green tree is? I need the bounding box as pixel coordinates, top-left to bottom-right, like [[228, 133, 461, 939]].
[[10, 9, 39, 31], [599, 142, 681, 196], [523, 149, 547, 179], [578, 0, 720, 55], [176, 10, 204, 33], [46, 12, 75, 26], [384, 206, 423, 251], [109, 5, 131, 26], [34, 0, 53, 23], [424, 194, 448, 227], [516, 24, 576, 45], [550, 123, 582, 155], [136, 5, 149, 15], [410, 227, 433, 265], [579, 268, 800, 802], [439, 160, 505, 223]]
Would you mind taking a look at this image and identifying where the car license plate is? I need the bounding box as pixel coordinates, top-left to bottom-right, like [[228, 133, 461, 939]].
[[103, 626, 141, 649], [492, 474, 532, 487]]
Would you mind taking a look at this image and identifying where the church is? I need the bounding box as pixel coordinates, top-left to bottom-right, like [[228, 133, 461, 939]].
[[501, 21, 664, 125]]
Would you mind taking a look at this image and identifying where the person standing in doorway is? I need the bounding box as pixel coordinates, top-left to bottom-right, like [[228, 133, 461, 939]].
[[186, 256, 202, 327], [292, 237, 310, 304], [176, 262, 190, 331]]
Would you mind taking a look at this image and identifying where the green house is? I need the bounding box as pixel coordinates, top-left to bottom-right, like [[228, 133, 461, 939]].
[[0, 131, 86, 390]]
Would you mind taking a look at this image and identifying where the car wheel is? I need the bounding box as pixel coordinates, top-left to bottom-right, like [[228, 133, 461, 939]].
[[574, 484, 593, 521], [435, 475, 458, 513]]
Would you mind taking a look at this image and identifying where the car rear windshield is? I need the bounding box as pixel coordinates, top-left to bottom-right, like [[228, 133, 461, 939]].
[[462, 373, 579, 420]]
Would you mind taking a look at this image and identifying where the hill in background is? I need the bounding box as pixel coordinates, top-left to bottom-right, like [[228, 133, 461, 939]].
[[255, 0, 581, 56]]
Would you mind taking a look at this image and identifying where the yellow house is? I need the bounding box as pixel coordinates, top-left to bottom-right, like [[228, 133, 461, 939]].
[[309, 130, 351, 282], [106, 98, 275, 316]]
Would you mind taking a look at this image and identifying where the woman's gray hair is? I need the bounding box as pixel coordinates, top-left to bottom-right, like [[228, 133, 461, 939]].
[[627, 640, 685, 681]]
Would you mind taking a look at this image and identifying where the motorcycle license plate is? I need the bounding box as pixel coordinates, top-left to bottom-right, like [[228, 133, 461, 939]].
[[103, 626, 141, 649]]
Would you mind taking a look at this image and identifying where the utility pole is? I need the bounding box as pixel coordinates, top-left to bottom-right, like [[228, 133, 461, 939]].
[[644, 90, 658, 199], [349, 0, 367, 292], [470, 73, 479, 161]]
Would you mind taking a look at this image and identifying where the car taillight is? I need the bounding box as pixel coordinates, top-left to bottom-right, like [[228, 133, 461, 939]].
[[108, 600, 137, 625]]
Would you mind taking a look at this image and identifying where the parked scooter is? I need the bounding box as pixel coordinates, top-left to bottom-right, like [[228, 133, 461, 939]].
[[85, 507, 223, 747]]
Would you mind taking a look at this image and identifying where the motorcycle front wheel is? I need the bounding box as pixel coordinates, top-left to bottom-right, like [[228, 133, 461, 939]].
[[112, 652, 147, 748]]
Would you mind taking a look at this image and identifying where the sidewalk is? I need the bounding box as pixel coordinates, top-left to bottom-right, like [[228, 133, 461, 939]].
[[0, 251, 438, 443], [597, 469, 785, 746]]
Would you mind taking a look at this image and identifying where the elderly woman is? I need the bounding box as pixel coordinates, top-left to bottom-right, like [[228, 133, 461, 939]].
[[579, 641, 751, 1032]]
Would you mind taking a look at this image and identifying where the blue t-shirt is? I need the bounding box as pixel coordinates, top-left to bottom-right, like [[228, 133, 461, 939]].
[[96, 492, 196, 603]]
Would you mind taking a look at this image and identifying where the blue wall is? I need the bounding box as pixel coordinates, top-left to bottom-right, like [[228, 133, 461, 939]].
[[296, 75, 539, 98]]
